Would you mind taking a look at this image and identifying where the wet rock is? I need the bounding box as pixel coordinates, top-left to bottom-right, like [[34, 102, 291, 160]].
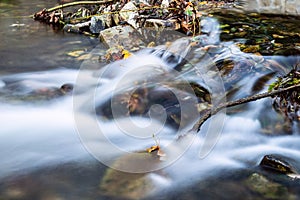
[[31, 83, 73, 97], [245, 173, 296, 200], [90, 16, 105, 34], [259, 154, 298, 174], [216, 57, 257, 90], [0, 161, 106, 200], [96, 81, 210, 130], [100, 170, 154, 200], [18, 84, 73, 101], [99, 152, 168, 200], [99, 25, 145, 50], [0, 80, 73, 103], [60, 83, 74, 94], [63, 21, 90, 34]]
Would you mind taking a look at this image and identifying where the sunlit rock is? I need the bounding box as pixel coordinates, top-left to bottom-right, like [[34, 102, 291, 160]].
[[260, 154, 298, 174]]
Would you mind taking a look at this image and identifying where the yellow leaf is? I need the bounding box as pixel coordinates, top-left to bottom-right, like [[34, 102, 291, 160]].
[[122, 50, 132, 59], [147, 145, 159, 153]]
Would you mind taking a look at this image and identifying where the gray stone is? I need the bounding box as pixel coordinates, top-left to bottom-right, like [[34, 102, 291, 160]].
[[102, 7, 113, 28], [90, 16, 105, 34], [63, 21, 90, 34], [120, 1, 139, 28]]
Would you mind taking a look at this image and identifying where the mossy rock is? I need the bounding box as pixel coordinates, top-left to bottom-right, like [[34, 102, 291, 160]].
[[100, 169, 154, 200], [245, 173, 296, 200]]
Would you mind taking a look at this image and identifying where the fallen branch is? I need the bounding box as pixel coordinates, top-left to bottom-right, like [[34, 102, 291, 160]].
[[69, 6, 180, 22], [46, 0, 113, 13], [191, 83, 300, 132]]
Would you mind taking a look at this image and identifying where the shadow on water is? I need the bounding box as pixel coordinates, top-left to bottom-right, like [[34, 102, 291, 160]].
[[0, 1, 300, 200]]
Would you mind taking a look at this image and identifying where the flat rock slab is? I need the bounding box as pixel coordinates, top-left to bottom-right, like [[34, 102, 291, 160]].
[[99, 25, 145, 51]]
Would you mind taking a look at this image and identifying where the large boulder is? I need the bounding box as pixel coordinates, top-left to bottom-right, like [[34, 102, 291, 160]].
[[99, 25, 145, 50]]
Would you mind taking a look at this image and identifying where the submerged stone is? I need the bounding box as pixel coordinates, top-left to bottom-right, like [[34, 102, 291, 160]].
[[245, 173, 295, 200], [99, 152, 167, 200], [0, 80, 73, 103]]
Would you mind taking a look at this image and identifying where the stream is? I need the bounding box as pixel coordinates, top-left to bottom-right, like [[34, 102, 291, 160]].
[[1, 0, 300, 199]]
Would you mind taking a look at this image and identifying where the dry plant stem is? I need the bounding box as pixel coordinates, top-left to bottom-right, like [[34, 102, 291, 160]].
[[191, 83, 300, 132], [46, 0, 113, 12]]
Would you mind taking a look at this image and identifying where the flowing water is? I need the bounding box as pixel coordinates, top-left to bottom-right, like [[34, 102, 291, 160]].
[[1, 0, 300, 199]]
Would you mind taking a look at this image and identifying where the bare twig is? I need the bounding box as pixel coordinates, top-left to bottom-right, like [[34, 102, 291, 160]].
[[191, 83, 300, 132], [46, 0, 113, 13]]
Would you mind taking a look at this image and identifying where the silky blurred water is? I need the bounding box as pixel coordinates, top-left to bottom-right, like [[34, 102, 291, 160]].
[[0, 0, 300, 199]]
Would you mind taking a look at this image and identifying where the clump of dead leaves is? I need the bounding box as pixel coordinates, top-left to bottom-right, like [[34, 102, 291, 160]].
[[269, 64, 300, 121]]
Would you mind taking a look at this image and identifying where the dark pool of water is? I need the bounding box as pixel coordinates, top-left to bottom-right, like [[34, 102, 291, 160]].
[[0, 0, 99, 75]]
